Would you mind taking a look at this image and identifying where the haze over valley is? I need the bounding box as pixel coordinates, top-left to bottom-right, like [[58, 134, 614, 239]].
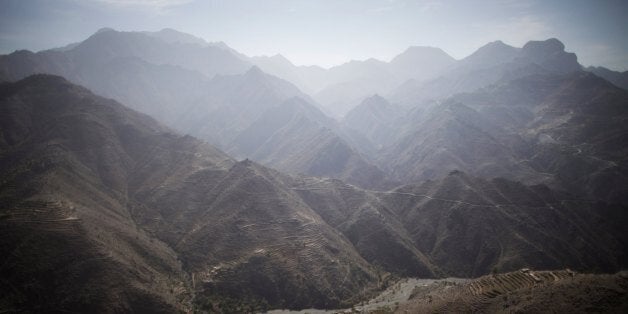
[[1, 1, 628, 313]]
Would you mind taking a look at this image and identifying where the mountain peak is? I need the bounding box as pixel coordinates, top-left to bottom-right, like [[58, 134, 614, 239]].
[[245, 65, 265, 77], [520, 38, 581, 73], [460, 40, 520, 68], [522, 38, 566, 55], [270, 53, 287, 60], [269, 53, 295, 66], [146, 28, 208, 46], [486, 40, 507, 47], [473, 40, 518, 55], [363, 94, 388, 105], [95, 27, 116, 34], [396, 46, 455, 62], [364, 57, 385, 64], [158, 27, 180, 33], [345, 94, 395, 119], [389, 45, 456, 81], [401, 45, 451, 56]]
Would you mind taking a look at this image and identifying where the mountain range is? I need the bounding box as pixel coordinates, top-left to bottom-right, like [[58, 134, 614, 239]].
[[0, 28, 389, 189], [1, 74, 626, 312], [1, 28, 628, 312]]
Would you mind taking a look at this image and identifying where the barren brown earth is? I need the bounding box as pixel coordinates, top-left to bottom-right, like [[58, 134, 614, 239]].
[[397, 270, 628, 313]]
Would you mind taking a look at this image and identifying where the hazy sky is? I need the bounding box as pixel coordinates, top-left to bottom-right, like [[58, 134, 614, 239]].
[[1, 0, 627, 70]]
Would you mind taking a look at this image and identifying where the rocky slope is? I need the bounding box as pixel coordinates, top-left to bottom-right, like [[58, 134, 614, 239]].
[[0, 75, 384, 311], [3, 75, 626, 312], [396, 270, 628, 313], [381, 171, 628, 277], [347, 71, 628, 205]]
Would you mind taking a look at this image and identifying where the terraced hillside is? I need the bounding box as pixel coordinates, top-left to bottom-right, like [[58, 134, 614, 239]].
[[397, 270, 628, 313], [291, 177, 437, 278], [288, 171, 628, 278], [0, 75, 196, 312], [0, 75, 382, 311]]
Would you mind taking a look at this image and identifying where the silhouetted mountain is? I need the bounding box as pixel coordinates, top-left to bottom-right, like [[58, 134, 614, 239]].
[[0, 28, 250, 82], [72, 28, 250, 78], [518, 38, 581, 73], [389, 38, 582, 106]]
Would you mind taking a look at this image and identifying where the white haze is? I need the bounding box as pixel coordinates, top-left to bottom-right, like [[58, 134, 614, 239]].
[[0, 0, 627, 71]]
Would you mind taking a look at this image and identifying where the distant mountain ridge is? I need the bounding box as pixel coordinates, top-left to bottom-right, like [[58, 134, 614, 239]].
[[343, 71, 628, 204], [2, 28, 627, 195], [0, 28, 388, 188], [388, 38, 583, 106], [252, 45, 456, 116]]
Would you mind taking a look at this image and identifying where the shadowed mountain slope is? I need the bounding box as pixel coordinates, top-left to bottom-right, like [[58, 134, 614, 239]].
[[0, 75, 200, 312], [0, 75, 387, 311], [381, 171, 628, 277]]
